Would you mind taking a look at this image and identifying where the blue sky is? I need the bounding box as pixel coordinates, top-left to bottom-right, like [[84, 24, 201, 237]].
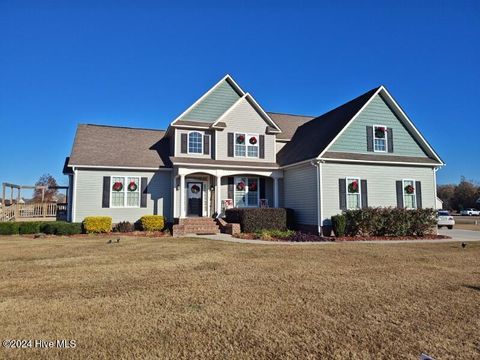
[[1, 1, 479, 196]]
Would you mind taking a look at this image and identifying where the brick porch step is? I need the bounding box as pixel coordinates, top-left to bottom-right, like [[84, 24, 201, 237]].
[[173, 217, 221, 236]]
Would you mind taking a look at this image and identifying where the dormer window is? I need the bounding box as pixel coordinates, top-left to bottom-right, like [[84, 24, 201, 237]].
[[235, 133, 259, 158], [373, 125, 387, 152], [188, 131, 203, 154]]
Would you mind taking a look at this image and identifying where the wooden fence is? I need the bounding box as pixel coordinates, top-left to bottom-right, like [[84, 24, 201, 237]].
[[0, 203, 67, 222]]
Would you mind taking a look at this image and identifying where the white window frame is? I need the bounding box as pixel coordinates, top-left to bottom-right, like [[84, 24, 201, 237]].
[[402, 179, 417, 209], [373, 124, 388, 153], [187, 131, 204, 155], [346, 176, 361, 210], [234, 176, 260, 208], [110, 176, 141, 208], [234, 132, 259, 158]]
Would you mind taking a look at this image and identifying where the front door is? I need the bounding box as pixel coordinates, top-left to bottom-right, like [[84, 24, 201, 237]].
[[187, 182, 203, 217]]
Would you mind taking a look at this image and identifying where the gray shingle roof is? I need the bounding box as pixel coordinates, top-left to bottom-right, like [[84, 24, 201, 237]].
[[267, 112, 315, 140], [277, 87, 381, 166], [68, 124, 171, 169]]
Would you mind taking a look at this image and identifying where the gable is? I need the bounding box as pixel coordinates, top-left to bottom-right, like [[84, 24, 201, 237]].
[[179, 80, 242, 123], [329, 94, 429, 158]]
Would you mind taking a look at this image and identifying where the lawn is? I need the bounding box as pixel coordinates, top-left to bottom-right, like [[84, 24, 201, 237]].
[[0, 236, 479, 359]]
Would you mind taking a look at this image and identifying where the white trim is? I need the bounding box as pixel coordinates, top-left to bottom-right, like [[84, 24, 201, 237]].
[[171, 124, 211, 129], [170, 74, 245, 126], [70, 165, 172, 171], [234, 176, 260, 208], [346, 177, 361, 210], [319, 157, 440, 167], [433, 167, 439, 211], [280, 157, 319, 169], [172, 162, 279, 170], [319, 162, 324, 233], [311, 160, 322, 234], [72, 167, 77, 222], [373, 124, 388, 153], [402, 178, 417, 209], [187, 130, 204, 155], [109, 176, 141, 208]]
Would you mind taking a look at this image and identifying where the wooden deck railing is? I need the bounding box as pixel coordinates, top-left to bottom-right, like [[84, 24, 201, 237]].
[[0, 203, 67, 221]]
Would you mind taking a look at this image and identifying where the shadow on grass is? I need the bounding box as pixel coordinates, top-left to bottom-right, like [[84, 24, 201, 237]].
[[463, 285, 480, 292]]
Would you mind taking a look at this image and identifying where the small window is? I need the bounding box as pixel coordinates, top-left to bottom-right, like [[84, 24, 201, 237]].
[[234, 177, 259, 207], [235, 133, 259, 158], [111, 176, 140, 208], [346, 177, 361, 209], [373, 125, 387, 152], [188, 131, 203, 154], [403, 179, 417, 209]]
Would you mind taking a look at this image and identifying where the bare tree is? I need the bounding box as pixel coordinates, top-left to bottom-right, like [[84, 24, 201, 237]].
[[32, 174, 59, 202]]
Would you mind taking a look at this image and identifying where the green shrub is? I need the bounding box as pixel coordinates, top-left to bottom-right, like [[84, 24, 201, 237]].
[[0, 222, 19, 235], [139, 215, 165, 231], [113, 221, 135, 233], [225, 208, 292, 233], [40, 222, 83, 235], [331, 214, 347, 237], [343, 207, 436, 237], [83, 216, 112, 233], [18, 222, 42, 234]]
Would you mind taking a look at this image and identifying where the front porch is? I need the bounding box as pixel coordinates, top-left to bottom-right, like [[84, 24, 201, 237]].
[[172, 167, 283, 219]]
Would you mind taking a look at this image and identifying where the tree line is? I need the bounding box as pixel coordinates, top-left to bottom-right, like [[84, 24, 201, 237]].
[[437, 177, 480, 211]]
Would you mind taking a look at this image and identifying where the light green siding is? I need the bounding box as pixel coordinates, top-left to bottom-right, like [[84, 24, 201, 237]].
[[330, 94, 428, 157], [181, 80, 241, 123]]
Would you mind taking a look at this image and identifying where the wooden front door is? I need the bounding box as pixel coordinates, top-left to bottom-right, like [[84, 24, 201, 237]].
[[187, 182, 203, 217]]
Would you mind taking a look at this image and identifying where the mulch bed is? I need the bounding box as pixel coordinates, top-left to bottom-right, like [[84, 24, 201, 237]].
[[234, 233, 451, 242], [26, 231, 170, 239]]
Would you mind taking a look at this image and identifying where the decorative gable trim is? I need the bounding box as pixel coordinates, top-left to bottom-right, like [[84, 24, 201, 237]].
[[318, 86, 444, 165], [170, 74, 245, 126]]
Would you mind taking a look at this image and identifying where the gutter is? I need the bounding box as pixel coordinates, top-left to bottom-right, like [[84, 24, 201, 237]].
[[310, 160, 323, 235]]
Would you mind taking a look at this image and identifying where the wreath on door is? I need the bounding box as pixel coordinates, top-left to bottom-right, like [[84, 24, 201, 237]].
[[249, 181, 257, 191], [236, 181, 245, 191], [191, 184, 201, 194]]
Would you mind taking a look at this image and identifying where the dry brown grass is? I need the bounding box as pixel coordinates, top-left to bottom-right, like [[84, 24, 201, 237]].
[[0, 236, 479, 359], [455, 223, 480, 231]]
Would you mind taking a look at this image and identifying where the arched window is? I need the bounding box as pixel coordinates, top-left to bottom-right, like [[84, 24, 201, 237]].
[[188, 131, 203, 154]]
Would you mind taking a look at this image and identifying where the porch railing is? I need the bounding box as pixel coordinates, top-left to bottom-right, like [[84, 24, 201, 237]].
[[0, 203, 67, 222]]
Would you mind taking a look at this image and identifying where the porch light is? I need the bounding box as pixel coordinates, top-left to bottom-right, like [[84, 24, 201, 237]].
[[210, 185, 215, 191]]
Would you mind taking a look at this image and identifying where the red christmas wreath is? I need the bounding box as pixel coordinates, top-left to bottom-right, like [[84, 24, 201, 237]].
[[249, 136, 257, 145], [128, 181, 138, 192], [348, 180, 359, 193], [191, 184, 200, 194], [249, 181, 257, 191], [236, 135, 245, 144], [375, 126, 387, 139], [112, 181, 123, 192], [404, 184, 415, 194], [236, 181, 245, 191]]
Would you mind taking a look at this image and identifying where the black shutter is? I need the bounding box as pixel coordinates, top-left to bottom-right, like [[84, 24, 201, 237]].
[[102, 177, 110, 208], [415, 181, 422, 209], [227, 177, 234, 199], [203, 135, 210, 155], [227, 133, 234, 157], [140, 177, 148, 208], [396, 180, 404, 208], [259, 178, 266, 198], [339, 178, 347, 210], [366, 126, 374, 152], [361, 179, 368, 209], [259, 135, 265, 159], [387, 128, 394, 153], [181, 133, 187, 154]]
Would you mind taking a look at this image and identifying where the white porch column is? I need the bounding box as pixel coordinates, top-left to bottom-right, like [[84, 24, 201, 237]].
[[273, 177, 279, 208], [216, 175, 222, 217], [179, 174, 185, 218]]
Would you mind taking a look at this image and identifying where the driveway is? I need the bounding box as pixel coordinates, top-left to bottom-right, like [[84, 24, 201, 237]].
[[438, 228, 480, 241]]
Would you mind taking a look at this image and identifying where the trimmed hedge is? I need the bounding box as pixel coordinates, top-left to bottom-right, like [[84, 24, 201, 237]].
[[19, 222, 42, 234], [139, 215, 165, 231], [113, 221, 135, 233], [0, 222, 20, 235], [225, 208, 293, 233], [41, 222, 83, 235], [83, 216, 112, 233], [331, 214, 346, 237], [343, 207, 437, 237]]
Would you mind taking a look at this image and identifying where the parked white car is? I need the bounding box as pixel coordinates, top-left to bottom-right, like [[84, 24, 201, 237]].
[[460, 208, 480, 216], [437, 211, 455, 229]]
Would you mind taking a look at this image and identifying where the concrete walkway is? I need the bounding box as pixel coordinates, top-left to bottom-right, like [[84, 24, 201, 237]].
[[190, 229, 480, 245]]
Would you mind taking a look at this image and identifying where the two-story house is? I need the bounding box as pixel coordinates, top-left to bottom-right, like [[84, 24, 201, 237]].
[[64, 75, 444, 234]]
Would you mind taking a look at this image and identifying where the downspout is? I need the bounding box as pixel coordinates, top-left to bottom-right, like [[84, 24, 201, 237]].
[[311, 160, 323, 235], [433, 167, 439, 209], [72, 166, 77, 223]]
